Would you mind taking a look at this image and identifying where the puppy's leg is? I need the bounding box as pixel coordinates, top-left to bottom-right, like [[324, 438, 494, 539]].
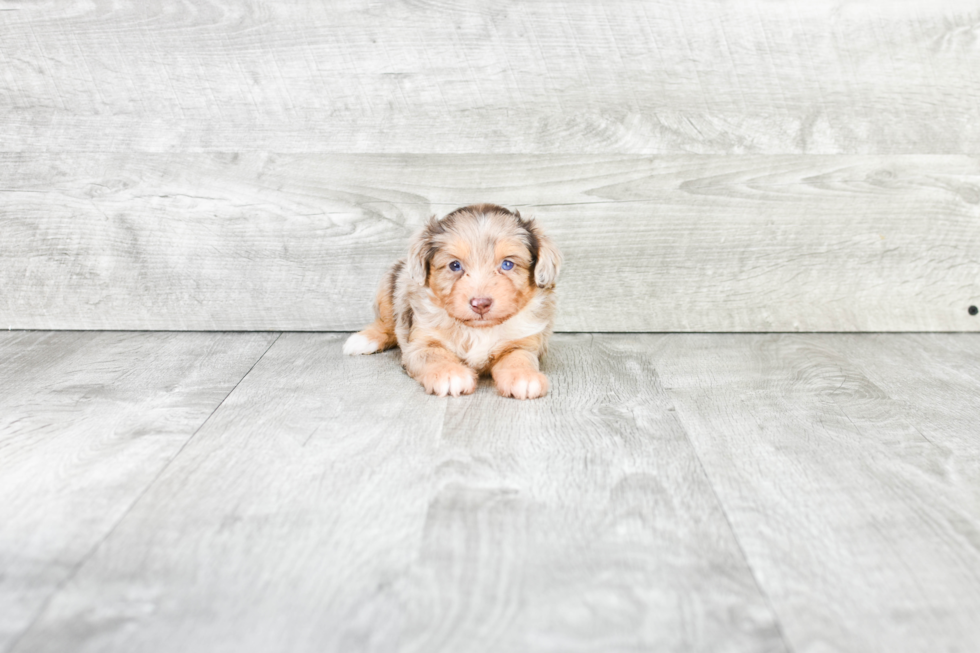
[[344, 263, 400, 356], [344, 322, 396, 355], [491, 347, 549, 400], [402, 343, 477, 397]]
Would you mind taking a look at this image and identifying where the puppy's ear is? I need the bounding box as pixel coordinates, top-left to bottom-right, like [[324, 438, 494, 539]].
[[529, 224, 562, 289], [407, 217, 438, 285]]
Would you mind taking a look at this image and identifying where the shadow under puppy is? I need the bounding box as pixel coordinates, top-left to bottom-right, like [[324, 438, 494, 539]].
[[344, 204, 562, 399]]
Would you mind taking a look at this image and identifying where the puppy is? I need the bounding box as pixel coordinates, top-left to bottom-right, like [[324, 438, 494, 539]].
[[344, 204, 562, 399]]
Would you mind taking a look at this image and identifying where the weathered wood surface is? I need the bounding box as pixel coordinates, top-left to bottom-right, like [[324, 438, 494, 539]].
[[2, 0, 980, 154], [4, 0, 980, 332], [7, 333, 787, 653], [0, 331, 277, 652], [5, 332, 980, 651], [832, 333, 980, 509], [3, 153, 979, 332], [657, 334, 980, 653]]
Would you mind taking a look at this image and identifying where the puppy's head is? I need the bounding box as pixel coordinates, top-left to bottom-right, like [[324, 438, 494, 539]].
[[407, 204, 561, 327]]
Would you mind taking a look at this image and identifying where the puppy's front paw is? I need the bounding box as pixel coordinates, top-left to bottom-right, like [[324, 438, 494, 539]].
[[343, 332, 380, 356], [419, 364, 478, 397], [495, 369, 549, 400]]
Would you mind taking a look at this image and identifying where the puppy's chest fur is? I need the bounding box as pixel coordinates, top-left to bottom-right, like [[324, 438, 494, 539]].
[[404, 289, 550, 371], [451, 307, 549, 370]]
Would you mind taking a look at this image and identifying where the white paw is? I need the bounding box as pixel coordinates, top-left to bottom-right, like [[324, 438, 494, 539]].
[[420, 364, 478, 397], [496, 370, 549, 400], [343, 333, 380, 356]]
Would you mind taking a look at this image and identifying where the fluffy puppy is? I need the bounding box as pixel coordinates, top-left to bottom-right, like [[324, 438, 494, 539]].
[[344, 204, 562, 399]]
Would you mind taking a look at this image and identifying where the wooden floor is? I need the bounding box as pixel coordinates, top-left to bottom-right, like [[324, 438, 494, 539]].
[[2, 332, 979, 653]]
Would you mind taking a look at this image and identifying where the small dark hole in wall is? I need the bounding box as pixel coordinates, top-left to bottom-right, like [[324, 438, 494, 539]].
[[970, 306, 979, 316]]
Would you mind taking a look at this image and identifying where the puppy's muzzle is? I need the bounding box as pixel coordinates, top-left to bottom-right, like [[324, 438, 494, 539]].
[[469, 297, 493, 316]]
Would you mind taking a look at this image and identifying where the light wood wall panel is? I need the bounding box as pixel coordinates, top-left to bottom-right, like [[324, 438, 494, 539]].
[[4, 1, 979, 331], [2, 0, 980, 154], [2, 153, 978, 331]]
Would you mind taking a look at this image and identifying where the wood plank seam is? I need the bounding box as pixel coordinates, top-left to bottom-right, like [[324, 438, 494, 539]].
[[658, 333, 980, 651], [667, 390, 798, 653], [2, 332, 283, 653]]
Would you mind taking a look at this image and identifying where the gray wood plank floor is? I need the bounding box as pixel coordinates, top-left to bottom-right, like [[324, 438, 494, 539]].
[[0, 331, 279, 651], [2, 332, 979, 653]]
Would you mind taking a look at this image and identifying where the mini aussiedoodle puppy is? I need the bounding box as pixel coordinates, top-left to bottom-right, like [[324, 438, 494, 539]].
[[344, 204, 562, 399]]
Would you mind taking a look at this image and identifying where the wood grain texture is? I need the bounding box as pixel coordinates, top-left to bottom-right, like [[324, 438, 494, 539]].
[[0, 331, 277, 652], [2, 153, 978, 331], [8, 333, 786, 653], [656, 334, 980, 653], [832, 333, 980, 505], [2, 0, 980, 154]]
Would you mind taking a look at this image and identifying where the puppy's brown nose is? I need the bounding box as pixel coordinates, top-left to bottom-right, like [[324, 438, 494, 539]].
[[470, 297, 493, 315]]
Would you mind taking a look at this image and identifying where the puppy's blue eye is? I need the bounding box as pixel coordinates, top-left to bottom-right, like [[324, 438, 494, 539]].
[[449, 260, 462, 272], [501, 260, 514, 271]]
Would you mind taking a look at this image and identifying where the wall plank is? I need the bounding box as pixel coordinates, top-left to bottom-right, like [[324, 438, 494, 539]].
[[5, 0, 979, 331], [2, 0, 980, 154], [2, 153, 978, 331]]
